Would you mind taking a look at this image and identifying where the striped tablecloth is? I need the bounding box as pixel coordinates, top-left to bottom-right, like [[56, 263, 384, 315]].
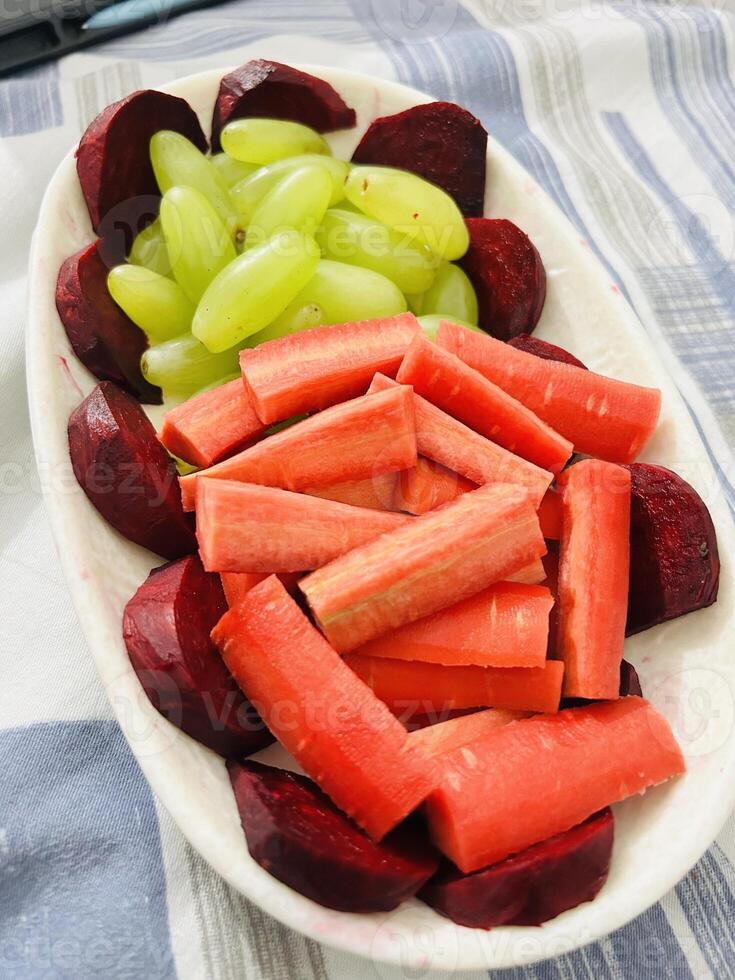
[[2, 1, 735, 976]]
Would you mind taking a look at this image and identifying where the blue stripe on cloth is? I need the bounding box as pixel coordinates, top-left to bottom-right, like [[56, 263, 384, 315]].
[[0, 62, 63, 137], [602, 109, 735, 511], [94, 0, 371, 60], [675, 844, 735, 977], [619, 4, 735, 210], [349, 0, 630, 298], [492, 902, 694, 980], [603, 111, 735, 386], [0, 721, 175, 980], [602, 112, 733, 277]]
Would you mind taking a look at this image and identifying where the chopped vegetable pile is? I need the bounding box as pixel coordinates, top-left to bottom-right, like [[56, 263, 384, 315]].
[[58, 59, 719, 931]]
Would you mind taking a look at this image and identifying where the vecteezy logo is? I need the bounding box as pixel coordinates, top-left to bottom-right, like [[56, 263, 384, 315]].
[[369, 0, 459, 43]]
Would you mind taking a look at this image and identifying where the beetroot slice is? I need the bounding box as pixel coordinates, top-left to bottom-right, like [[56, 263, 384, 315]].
[[76, 89, 207, 248], [419, 808, 613, 929], [211, 60, 356, 151], [351, 102, 487, 218], [56, 241, 160, 404], [228, 760, 439, 912], [459, 219, 546, 341], [123, 556, 271, 757], [508, 333, 587, 370], [625, 463, 719, 635], [68, 381, 196, 559], [620, 660, 643, 697]]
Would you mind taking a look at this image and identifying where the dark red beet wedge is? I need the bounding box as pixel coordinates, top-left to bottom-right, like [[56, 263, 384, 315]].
[[123, 556, 271, 757], [419, 808, 613, 929], [76, 89, 207, 247], [211, 60, 356, 152], [626, 463, 719, 635], [351, 102, 487, 218], [619, 660, 643, 698], [460, 219, 546, 341], [68, 381, 196, 559], [508, 333, 587, 369], [56, 241, 160, 403], [227, 760, 439, 912]]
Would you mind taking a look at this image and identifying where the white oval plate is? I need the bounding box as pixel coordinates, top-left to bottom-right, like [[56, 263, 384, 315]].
[[27, 65, 735, 972]]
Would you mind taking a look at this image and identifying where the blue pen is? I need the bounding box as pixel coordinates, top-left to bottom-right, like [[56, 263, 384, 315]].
[[83, 0, 218, 30]]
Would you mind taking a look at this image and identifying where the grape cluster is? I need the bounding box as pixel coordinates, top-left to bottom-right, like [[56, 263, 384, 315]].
[[106, 118, 482, 401]]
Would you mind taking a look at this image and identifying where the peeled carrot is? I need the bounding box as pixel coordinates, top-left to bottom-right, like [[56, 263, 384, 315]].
[[396, 335, 573, 473], [240, 313, 420, 423], [425, 698, 684, 872], [395, 456, 475, 515], [301, 483, 547, 653], [220, 571, 302, 607], [305, 472, 399, 512], [197, 480, 408, 573], [556, 460, 631, 699], [344, 653, 564, 714], [179, 386, 416, 510], [368, 373, 552, 504], [159, 378, 265, 468], [211, 576, 437, 840], [355, 582, 553, 668], [438, 321, 661, 464], [538, 487, 562, 540]]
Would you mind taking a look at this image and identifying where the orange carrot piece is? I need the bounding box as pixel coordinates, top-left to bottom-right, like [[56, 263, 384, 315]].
[[557, 460, 631, 699], [369, 373, 552, 504], [220, 571, 302, 606], [438, 321, 661, 464], [240, 313, 420, 423], [211, 575, 437, 840], [305, 472, 399, 512], [344, 653, 564, 714], [395, 456, 475, 515], [425, 698, 684, 871], [396, 335, 573, 473], [159, 378, 265, 468], [355, 582, 553, 668], [179, 386, 416, 510], [301, 483, 547, 653], [197, 480, 409, 573], [538, 487, 562, 540]]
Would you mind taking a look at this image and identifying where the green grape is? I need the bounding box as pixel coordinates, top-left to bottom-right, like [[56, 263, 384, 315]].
[[316, 208, 439, 294], [128, 219, 172, 277], [344, 166, 469, 261], [220, 118, 330, 165], [417, 314, 484, 342], [263, 259, 407, 336], [334, 199, 362, 213], [230, 155, 348, 224], [409, 262, 479, 324], [160, 186, 236, 304], [192, 229, 320, 352], [210, 153, 258, 187], [150, 131, 239, 235], [107, 264, 194, 342], [142, 334, 242, 391], [245, 164, 333, 249], [248, 303, 324, 344]]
